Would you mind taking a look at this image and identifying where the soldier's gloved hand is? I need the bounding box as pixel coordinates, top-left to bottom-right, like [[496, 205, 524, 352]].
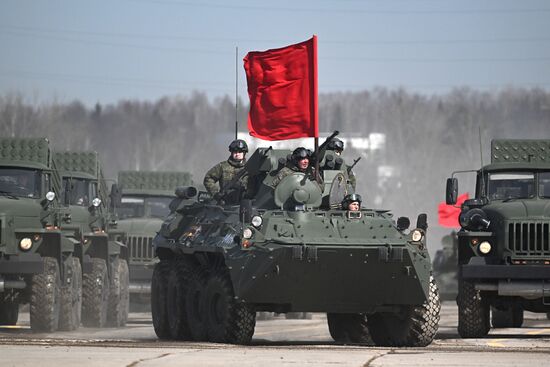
[[213, 192, 224, 201]]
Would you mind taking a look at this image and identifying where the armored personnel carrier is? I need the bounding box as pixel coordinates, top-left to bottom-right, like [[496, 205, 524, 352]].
[[0, 138, 81, 331], [54, 151, 129, 327], [152, 143, 440, 346], [116, 171, 192, 304], [446, 140, 550, 337]]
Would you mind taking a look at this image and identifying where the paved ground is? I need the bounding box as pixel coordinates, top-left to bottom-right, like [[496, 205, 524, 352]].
[[1, 302, 550, 366]]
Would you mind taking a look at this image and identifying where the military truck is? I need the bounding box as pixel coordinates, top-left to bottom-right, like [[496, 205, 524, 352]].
[[151, 143, 440, 346], [432, 231, 459, 301], [116, 171, 192, 305], [446, 139, 550, 337], [54, 151, 129, 327], [0, 138, 82, 331]]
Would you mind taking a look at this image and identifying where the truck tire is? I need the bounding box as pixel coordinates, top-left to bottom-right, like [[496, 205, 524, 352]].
[[492, 306, 524, 328], [204, 270, 256, 344], [151, 260, 171, 339], [457, 278, 490, 338], [82, 258, 109, 327], [107, 258, 130, 327], [0, 289, 19, 325], [59, 257, 82, 331], [327, 313, 373, 344], [368, 276, 441, 347], [30, 257, 61, 332], [166, 258, 193, 340], [185, 268, 209, 341]]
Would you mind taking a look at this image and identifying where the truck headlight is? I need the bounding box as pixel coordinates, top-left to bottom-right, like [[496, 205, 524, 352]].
[[92, 197, 101, 207], [411, 229, 423, 242], [479, 241, 492, 254], [45, 191, 56, 201], [251, 215, 263, 228], [19, 237, 33, 251], [243, 228, 253, 239]]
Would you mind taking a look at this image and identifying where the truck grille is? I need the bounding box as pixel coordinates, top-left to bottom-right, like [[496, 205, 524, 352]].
[[128, 236, 155, 262], [507, 222, 550, 257]]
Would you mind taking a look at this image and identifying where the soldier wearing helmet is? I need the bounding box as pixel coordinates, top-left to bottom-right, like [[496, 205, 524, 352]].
[[326, 137, 356, 189], [341, 193, 362, 211], [203, 139, 249, 202], [271, 147, 321, 188]]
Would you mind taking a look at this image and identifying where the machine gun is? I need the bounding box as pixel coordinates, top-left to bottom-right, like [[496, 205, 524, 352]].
[[348, 156, 361, 172]]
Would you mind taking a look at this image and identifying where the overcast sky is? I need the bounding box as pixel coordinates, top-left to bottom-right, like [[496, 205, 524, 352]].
[[1, 0, 550, 106]]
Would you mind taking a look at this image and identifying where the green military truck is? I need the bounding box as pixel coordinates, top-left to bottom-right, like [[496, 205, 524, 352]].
[[0, 138, 82, 331], [54, 151, 129, 327], [116, 171, 192, 305], [446, 139, 550, 337]]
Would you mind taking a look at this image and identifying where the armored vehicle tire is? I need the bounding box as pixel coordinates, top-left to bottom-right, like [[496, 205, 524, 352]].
[[457, 278, 490, 338], [185, 269, 209, 341], [166, 259, 193, 340], [204, 270, 256, 344], [491, 307, 524, 328], [82, 258, 109, 327], [107, 258, 130, 327], [0, 289, 19, 325], [30, 257, 61, 332], [151, 260, 171, 339], [59, 257, 82, 331], [368, 277, 441, 347], [327, 313, 373, 345]]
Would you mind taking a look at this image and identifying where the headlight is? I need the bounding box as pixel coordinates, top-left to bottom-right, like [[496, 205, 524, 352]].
[[92, 197, 101, 207], [411, 229, 423, 242], [243, 228, 253, 239], [479, 241, 492, 254], [45, 191, 56, 201], [19, 238, 33, 251], [251, 215, 263, 228]]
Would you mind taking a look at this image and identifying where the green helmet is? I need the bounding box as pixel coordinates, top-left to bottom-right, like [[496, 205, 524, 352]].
[[327, 138, 344, 152], [229, 139, 248, 153], [342, 193, 362, 208]]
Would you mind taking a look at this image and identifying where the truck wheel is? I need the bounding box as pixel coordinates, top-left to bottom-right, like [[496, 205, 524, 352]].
[[0, 289, 19, 325], [185, 269, 209, 341], [107, 258, 130, 327], [492, 307, 524, 328], [327, 313, 373, 344], [82, 258, 109, 327], [166, 258, 193, 340], [59, 257, 82, 331], [457, 278, 490, 338], [30, 257, 61, 332], [204, 270, 256, 344], [151, 260, 171, 339], [368, 276, 441, 347]]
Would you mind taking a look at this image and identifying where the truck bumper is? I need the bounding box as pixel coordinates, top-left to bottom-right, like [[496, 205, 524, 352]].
[[129, 264, 153, 294], [462, 264, 550, 279], [0, 253, 44, 275]]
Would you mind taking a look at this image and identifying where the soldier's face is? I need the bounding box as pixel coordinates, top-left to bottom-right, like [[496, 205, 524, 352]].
[[232, 151, 245, 161], [348, 201, 360, 211], [297, 158, 309, 170]]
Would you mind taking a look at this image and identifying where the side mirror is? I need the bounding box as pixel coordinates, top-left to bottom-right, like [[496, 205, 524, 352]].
[[416, 213, 428, 231], [446, 178, 458, 205], [109, 183, 122, 209], [396, 216, 410, 231]]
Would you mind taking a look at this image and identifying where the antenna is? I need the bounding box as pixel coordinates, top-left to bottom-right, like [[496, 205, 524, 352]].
[[235, 46, 239, 140], [479, 126, 486, 199]]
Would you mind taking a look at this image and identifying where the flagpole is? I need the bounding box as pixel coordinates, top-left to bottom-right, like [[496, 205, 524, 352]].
[[235, 46, 239, 140], [312, 35, 320, 183]]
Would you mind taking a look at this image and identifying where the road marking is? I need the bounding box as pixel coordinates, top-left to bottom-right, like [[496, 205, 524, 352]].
[[0, 325, 26, 329], [526, 329, 550, 335], [487, 338, 506, 347], [254, 325, 324, 337]]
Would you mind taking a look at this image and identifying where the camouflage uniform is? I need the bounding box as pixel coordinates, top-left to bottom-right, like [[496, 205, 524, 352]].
[[203, 158, 247, 196], [346, 166, 357, 189], [271, 166, 321, 188]]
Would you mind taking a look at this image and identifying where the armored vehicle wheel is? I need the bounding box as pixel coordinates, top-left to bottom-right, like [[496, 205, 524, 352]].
[[185, 269, 209, 341], [82, 258, 109, 327], [457, 278, 490, 338], [30, 257, 61, 332], [59, 257, 82, 331], [327, 313, 373, 345], [368, 276, 440, 347], [107, 258, 130, 327], [491, 306, 523, 328], [166, 258, 193, 340], [151, 260, 171, 339], [204, 270, 256, 344], [0, 289, 19, 325]]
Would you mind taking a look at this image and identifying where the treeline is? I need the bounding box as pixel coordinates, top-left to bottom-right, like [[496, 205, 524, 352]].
[[1, 87, 549, 243]]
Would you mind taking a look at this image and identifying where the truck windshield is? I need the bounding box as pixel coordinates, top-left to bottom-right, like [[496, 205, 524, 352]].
[[0, 168, 41, 198], [63, 178, 93, 206], [117, 196, 172, 219], [487, 172, 535, 201], [540, 172, 550, 198]]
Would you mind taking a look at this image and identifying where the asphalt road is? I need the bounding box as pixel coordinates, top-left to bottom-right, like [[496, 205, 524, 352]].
[[1, 302, 550, 366]]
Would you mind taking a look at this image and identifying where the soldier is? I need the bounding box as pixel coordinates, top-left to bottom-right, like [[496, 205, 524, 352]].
[[272, 147, 320, 188], [203, 139, 248, 202], [326, 138, 356, 189], [341, 193, 362, 211]]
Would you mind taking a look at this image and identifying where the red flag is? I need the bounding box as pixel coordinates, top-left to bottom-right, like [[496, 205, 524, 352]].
[[438, 193, 469, 227], [243, 36, 318, 141]]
